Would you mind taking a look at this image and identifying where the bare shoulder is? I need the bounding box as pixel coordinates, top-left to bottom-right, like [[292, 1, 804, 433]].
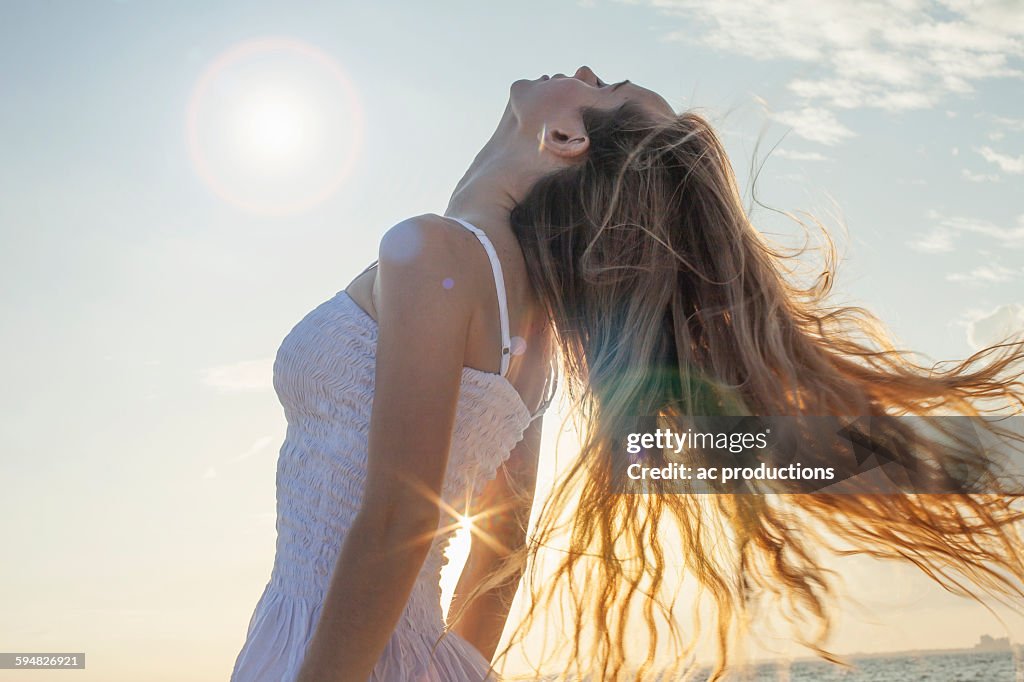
[[379, 213, 474, 265], [375, 214, 491, 317]]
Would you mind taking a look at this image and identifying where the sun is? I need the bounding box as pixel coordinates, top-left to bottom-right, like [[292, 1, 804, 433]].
[[186, 38, 364, 216], [230, 86, 312, 169]]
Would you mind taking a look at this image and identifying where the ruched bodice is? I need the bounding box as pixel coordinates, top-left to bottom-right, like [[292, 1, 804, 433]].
[[271, 289, 538, 616], [231, 273, 553, 681]]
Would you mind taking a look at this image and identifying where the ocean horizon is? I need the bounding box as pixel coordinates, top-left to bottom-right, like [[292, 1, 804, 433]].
[[742, 649, 1022, 681]]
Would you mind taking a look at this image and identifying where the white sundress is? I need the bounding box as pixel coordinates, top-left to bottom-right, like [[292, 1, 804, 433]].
[[230, 217, 555, 681]]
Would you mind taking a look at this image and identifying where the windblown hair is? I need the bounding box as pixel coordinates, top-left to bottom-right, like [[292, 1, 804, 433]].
[[444, 100, 1024, 680]]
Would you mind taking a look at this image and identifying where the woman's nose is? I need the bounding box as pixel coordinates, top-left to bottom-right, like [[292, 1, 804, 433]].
[[574, 65, 597, 83]]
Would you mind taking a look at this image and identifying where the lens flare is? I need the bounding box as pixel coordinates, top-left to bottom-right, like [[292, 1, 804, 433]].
[[186, 37, 365, 216]]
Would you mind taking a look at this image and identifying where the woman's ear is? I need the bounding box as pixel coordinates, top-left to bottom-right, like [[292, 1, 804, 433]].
[[538, 120, 589, 160]]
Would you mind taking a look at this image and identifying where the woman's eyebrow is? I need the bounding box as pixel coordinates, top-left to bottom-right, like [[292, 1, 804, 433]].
[[611, 80, 630, 91]]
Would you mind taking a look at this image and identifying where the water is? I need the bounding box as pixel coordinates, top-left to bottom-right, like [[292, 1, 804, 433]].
[[536, 651, 1021, 680], [745, 650, 1021, 681]]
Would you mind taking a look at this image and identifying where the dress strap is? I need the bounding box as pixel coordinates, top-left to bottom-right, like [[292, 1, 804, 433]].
[[448, 217, 512, 377]]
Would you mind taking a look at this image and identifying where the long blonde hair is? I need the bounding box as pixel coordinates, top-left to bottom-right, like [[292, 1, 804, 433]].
[[446, 100, 1024, 680]]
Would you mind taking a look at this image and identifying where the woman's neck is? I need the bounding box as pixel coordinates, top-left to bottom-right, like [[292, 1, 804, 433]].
[[444, 106, 562, 236]]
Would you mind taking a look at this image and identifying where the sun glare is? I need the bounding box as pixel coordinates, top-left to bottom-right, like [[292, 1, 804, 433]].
[[230, 87, 312, 169], [186, 38, 364, 215]]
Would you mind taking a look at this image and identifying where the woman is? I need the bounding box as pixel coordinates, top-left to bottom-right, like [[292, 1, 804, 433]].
[[232, 66, 1024, 681]]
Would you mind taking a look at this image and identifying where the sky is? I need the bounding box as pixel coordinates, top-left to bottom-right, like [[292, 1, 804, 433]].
[[0, 0, 1022, 680]]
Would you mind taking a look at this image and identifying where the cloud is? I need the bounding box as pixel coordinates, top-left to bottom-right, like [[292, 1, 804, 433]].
[[943, 214, 1024, 247], [961, 168, 1001, 182], [200, 357, 275, 392], [977, 146, 1024, 174], [986, 114, 1024, 132], [634, 0, 1024, 142], [772, 107, 855, 145], [920, 211, 1024, 250], [773, 148, 829, 161], [946, 263, 1021, 285], [975, 112, 1024, 142], [243, 511, 279, 536], [203, 434, 280, 484], [907, 229, 955, 253], [965, 303, 1024, 350], [230, 435, 277, 462]]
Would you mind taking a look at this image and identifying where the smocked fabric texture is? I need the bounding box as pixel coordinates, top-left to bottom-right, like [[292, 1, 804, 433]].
[[231, 247, 555, 680]]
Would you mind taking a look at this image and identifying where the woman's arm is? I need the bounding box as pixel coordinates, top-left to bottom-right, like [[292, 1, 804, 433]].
[[448, 414, 543, 661], [296, 216, 478, 682]]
